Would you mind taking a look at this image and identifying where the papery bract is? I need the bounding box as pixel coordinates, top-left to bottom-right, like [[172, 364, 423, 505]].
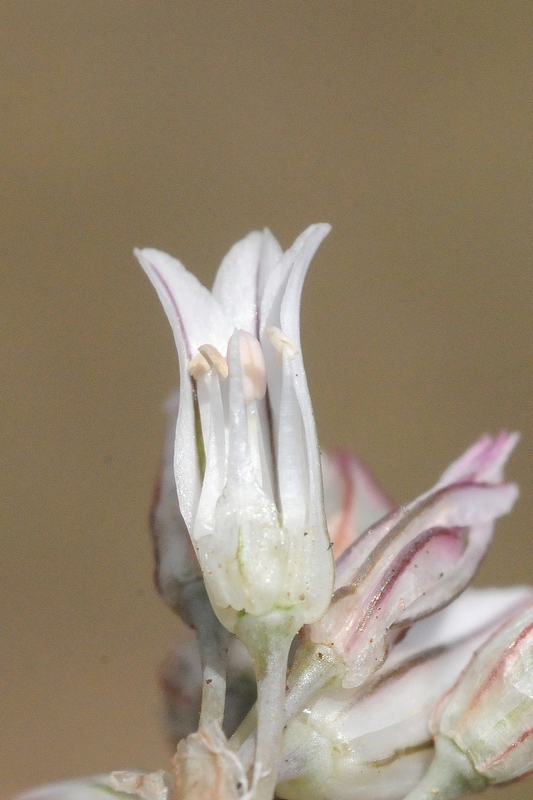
[[13, 778, 156, 800]]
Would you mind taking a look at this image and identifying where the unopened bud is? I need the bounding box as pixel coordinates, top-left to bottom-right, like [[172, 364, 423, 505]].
[[403, 600, 533, 799]]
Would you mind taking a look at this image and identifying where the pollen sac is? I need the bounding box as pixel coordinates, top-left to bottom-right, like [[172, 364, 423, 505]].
[[234, 329, 267, 403]]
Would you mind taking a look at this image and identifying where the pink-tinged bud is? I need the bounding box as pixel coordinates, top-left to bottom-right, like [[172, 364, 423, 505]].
[[278, 588, 532, 800], [403, 601, 533, 800], [434, 600, 533, 783], [308, 476, 517, 688], [321, 449, 394, 558]]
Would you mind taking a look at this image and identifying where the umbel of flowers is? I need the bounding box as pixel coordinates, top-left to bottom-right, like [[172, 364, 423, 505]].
[[16, 227, 533, 800]]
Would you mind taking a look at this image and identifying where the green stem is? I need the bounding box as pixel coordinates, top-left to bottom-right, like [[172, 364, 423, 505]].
[[180, 578, 230, 729], [230, 704, 257, 754], [197, 615, 230, 729], [284, 640, 341, 720], [236, 612, 296, 800], [233, 639, 340, 768], [402, 736, 487, 800]]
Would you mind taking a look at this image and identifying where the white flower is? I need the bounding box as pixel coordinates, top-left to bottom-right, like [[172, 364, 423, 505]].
[[135, 226, 334, 632]]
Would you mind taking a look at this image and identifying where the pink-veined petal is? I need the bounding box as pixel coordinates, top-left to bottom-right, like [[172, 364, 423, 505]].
[[393, 483, 518, 627], [279, 588, 532, 800], [408, 601, 533, 797], [135, 248, 231, 529], [313, 526, 468, 687], [436, 431, 519, 487], [322, 450, 394, 557], [432, 600, 533, 780], [334, 433, 519, 591], [390, 585, 533, 665], [311, 480, 518, 687], [135, 248, 233, 358], [335, 481, 517, 591]]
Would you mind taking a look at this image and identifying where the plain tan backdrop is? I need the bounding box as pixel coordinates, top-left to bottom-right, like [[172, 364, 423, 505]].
[[1, 3, 532, 797]]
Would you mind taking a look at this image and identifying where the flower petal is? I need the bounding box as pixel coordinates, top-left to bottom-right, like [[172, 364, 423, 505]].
[[436, 431, 519, 487], [279, 224, 332, 538], [335, 480, 517, 592], [322, 450, 394, 557], [279, 589, 532, 800], [433, 600, 533, 782], [390, 585, 533, 664], [135, 248, 231, 529], [312, 480, 518, 687], [211, 231, 264, 336], [135, 247, 233, 358]]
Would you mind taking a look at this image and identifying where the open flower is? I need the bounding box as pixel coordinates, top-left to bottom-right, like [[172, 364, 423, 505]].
[[135, 226, 334, 633], [136, 226, 337, 800]]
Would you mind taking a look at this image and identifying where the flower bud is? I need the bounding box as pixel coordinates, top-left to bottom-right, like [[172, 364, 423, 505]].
[[403, 600, 533, 799], [277, 588, 532, 800], [433, 600, 533, 784], [307, 434, 518, 689]]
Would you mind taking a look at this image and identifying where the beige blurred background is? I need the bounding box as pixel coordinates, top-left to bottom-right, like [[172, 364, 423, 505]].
[[0, 2, 531, 797]]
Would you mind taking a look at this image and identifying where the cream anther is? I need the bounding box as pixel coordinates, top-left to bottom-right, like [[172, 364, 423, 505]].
[[266, 326, 299, 360], [188, 352, 210, 380], [236, 330, 267, 403], [198, 344, 229, 380]]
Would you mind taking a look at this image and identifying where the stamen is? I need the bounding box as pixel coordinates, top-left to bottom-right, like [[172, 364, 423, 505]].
[[237, 330, 267, 403], [198, 344, 229, 380], [188, 352, 210, 379], [266, 326, 299, 360]]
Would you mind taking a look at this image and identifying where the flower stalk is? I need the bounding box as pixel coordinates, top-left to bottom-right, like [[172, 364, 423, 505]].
[[235, 613, 295, 800]]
